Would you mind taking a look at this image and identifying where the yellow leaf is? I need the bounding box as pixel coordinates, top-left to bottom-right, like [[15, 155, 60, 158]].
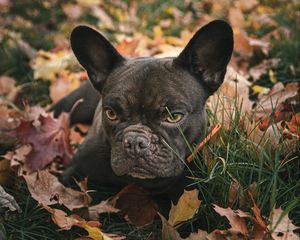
[[76, 0, 101, 8], [168, 189, 201, 227], [44, 205, 117, 240], [252, 85, 270, 94], [79, 223, 104, 240], [31, 50, 74, 81], [269, 69, 277, 83], [153, 25, 164, 42]]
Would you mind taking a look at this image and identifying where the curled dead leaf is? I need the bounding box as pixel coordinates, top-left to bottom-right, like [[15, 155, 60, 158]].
[[24, 170, 91, 211], [43, 205, 122, 240]]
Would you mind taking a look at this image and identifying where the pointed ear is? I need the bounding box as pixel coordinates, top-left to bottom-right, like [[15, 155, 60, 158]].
[[71, 26, 125, 91], [174, 20, 233, 94]]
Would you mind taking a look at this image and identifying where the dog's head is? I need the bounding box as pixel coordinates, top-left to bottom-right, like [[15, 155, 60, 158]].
[[70, 20, 233, 182]]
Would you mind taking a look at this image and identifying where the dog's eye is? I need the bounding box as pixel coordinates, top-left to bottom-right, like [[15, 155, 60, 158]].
[[165, 113, 184, 123], [105, 109, 118, 121]]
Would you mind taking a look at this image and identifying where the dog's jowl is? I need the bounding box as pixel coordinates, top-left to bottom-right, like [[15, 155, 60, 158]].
[[53, 20, 234, 194]]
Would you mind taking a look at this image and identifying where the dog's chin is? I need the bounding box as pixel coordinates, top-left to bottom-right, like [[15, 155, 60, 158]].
[[127, 172, 156, 180], [124, 174, 183, 194]]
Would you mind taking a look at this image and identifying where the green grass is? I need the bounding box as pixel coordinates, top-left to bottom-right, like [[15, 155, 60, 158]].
[[2, 104, 299, 239], [1, 0, 299, 239]]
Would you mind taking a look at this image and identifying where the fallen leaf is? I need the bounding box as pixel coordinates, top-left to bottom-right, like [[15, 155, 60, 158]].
[[50, 70, 81, 103], [159, 213, 182, 240], [228, 181, 257, 209], [88, 200, 119, 220], [248, 191, 268, 238], [23, 170, 91, 211], [234, 0, 258, 12], [0, 104, 21, 131], [0, 185, 21, 213], [252, 85, 270, 94], [31, 50, 74, 81], [254, 82, 299, 121], [92, 5, 115, 31], [207, 66, 253, 130], [110, 184, 158, 226], [228, 8, 245, 29], [3, 144, 32, 174], [43, 205, 121, 240], [233, 28, 253, 57], [168, 189, 201, 227], [269, 208, 299, 240], [286, 113, 300, 136], [62, 3, 83, 20], [249, 59, 280, 82], [184, 229, 209, 240], [10, 111, 73, 171], [0, 76, 15, 95], [213, 204, 249, 236]]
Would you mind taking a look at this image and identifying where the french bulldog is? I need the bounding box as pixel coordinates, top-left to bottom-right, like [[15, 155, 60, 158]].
[[52, 20, 233, 195]]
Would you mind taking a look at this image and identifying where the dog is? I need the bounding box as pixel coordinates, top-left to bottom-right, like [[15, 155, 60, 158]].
[[52, 20, 233, 195]]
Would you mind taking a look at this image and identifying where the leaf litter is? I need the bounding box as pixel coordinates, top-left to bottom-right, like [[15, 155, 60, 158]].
[[0, 0, 299, 239]]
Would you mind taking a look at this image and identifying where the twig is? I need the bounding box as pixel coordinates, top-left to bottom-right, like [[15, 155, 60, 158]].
[[187, 123, 222, 163]]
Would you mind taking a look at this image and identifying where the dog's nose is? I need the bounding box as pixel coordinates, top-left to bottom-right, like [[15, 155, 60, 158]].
[[123, 132, 151, 155]]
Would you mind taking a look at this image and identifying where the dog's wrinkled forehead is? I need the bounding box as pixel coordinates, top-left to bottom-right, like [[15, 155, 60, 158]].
[[102, 58, 201, 113]]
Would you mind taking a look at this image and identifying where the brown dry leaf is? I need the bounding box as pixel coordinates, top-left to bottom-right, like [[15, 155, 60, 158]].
[[233, 28, 253, 57], [249, 37, 272, 56], [88, 199, 119, 220], [228, 8, 245, 29], [254, 82, 299, 120], [234, 0, 258, 12], [249, 58, 280, 82], [185, 229, 209, 240], [0, 76, 15, 95], [62, 3, 83, 20], [168, 189, 201, 227], [269, 208, 299, 240], [213, 204, 250, 236], [207, 66, 253, 130], [159, 213, 182, 240], [4, 144, 32, 174], [248, 191, 268, 238], [110, 184, 158, 226], [0, 76, 23, 102], [23, 170, 91, 211], [286, 113, 300, 136], [50, 70, 82, 103], [92, 6, 115, 31], [10, 111, 73, 171], [43, 205, 120, 240], [116, 38, 140, 57], [0, 104, 21, 131], [228, 181, 257, 209], [206, 229, 244, 240]]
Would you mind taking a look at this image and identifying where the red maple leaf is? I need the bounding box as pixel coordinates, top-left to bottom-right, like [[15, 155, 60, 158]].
[[11, 112, 73, 171]]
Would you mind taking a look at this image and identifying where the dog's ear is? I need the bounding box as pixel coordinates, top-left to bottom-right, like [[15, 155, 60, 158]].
[[174, 20, 233, 95], [71, 26, 125, 91]]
